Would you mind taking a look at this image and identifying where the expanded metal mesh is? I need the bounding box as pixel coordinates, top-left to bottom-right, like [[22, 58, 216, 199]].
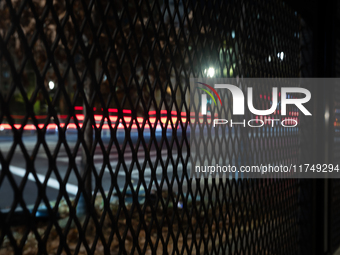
[[0, 0, 302, 254]]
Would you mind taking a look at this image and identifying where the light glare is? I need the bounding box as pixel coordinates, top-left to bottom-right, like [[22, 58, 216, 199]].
[[49, 81, 55, 90], [207, 67, 215, 78]]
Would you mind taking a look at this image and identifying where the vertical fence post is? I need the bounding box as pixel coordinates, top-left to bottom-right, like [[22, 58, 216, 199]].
[[78, 73, 94, 218]]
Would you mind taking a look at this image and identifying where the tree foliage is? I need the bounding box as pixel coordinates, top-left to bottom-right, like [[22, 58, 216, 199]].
[[0, 0, 203, 116]]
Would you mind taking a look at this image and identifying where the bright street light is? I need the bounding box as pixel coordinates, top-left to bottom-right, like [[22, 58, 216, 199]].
[[48, 81, 55, 90], [207, 67, 215, 78]]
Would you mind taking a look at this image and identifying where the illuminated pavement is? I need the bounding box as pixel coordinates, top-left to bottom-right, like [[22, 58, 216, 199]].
[[0, 128, 187, 209], [0, 120, 297, 209]]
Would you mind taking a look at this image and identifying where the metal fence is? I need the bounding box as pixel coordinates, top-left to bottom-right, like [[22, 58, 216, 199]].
[[0, 0, 336, 254]]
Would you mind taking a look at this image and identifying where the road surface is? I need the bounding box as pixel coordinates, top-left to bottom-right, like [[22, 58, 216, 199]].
[[0, 127, 188, 209]]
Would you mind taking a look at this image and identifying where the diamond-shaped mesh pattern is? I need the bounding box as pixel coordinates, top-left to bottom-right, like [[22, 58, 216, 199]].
[[0, 0, 303, 254]]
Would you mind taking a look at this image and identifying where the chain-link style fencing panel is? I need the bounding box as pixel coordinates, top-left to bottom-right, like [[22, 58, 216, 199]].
[[0, 0, 304, 254]]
